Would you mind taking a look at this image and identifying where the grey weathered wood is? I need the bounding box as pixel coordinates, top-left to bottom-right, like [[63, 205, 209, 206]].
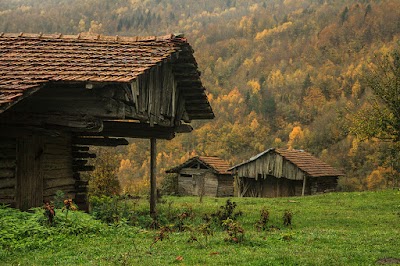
[[0, 113, 104, 133], [0, 188, 15, 197], [73, 137, 129, 147], [0, 178, 15, 189], [72, 165, 95, 172], [81, 121, 176, 139], [0, 148, 16, 159], [43, 185, 75, 197], [0, 169, 14, 178], [16, 136, 44, 210], [72, 152, 96, 159], [45, 178, 76, 189], [150, 138, 157, 218], [72, 146, 90, 152], [302, 176, 307, 196]]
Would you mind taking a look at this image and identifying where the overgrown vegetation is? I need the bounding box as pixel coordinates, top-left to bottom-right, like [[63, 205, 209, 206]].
[[1, 191, 399, 265]]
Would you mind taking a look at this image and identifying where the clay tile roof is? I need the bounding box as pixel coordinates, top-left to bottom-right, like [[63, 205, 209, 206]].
[[276, 149, 344, 177], [0, 32, 208, 115], [166, 156, 232, 175], [230, 148, 344, 177]]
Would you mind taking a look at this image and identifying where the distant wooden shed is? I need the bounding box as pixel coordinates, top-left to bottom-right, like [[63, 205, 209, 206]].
[[166, 156, 233, 197], [229, 148, 343, 197], [0, 33, 214, 210]]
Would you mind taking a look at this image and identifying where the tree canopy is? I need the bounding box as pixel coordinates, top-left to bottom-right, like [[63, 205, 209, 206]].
[[1, 0, 400, 191]]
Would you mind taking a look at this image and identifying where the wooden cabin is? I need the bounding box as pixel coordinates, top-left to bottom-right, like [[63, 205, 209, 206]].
[[166, 156, 233, 197], [229, 148, 343, 198], [0, 32, 214, 210]]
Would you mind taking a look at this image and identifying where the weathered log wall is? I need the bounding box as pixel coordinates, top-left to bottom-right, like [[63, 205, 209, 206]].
[[177, 168, 209, 196], [0, 133, 91, 210], [177, 169, 233, 197], [0, 137, 16, 207], [216, 175, 234, 197], [238, 175, 337, 198], [236, 153, 305, 181], [10, 62, 183, 128], [42, 135, 75, 203]]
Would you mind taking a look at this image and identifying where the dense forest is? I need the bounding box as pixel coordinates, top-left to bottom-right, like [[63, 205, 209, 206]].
[[1, 0, 399, 193]]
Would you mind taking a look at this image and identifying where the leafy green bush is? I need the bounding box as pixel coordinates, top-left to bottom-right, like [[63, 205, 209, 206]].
[[160, 173, 178, 195], [0, 205, 106, 252], [89, 195, 132, 225]]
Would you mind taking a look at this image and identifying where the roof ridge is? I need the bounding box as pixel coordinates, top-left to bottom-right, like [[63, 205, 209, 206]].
[[0, 32, 185, 43]]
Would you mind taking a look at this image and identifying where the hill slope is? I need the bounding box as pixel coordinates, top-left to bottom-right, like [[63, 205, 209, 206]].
[[0, 0, 399, 191]]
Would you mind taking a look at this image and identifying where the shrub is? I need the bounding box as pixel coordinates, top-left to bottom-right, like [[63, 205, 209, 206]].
[[255, 208, 270, 231], [0, 205, 105, 252], [160, 173, 178, 195], [283, 210, 293, 227], [212, 199, 242, 226], [89, 195, 130, 225], [222, 218, 245, 243]]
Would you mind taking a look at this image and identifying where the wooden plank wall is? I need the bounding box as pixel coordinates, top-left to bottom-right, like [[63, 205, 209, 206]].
[[177, 168, 220, 196], [133, 62, 179, 126], [216, 175, 234, 197], [0, 137, 16, 207], [236, 153, 305, 181], [12, 62, 180, 129], [42, 135, 75, 202], [203, 172, 218, 197], [310, 176, 338, 193], [16, 136, 45, 210], [239, 175, 337, 198]]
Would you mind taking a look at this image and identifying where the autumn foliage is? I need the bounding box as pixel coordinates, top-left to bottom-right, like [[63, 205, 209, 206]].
[[2, 0, 399, 192]]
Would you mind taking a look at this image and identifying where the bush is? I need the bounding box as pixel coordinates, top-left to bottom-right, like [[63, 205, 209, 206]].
[[89, 195, 131, 225], [0, 205, 106, 252], [212, 199, 242, 226], [160, 174, 178, 195]]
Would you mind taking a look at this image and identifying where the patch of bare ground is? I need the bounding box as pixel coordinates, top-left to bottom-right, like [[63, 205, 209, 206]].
[[376, 258, 400, 265]]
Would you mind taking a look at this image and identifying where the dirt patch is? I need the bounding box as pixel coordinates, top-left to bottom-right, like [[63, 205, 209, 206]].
[[376, 258, 400, 265]]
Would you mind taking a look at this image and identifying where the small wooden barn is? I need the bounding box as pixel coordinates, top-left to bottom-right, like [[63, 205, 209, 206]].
[[0, 32, 214, 210], [229, 148, 343, 198], [166, 156, 233, 197]]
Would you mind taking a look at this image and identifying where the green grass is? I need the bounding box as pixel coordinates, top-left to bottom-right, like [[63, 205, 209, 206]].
[[1, 190, 399, 265]]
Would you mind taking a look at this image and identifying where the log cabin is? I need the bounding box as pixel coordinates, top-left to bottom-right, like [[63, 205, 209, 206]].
[[166, 156, 233, 197], [0, 32, 214, 211], [229, 148, 344, 197]]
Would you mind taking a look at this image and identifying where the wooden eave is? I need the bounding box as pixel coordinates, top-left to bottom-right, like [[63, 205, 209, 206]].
[[0, 33, 214, 141]]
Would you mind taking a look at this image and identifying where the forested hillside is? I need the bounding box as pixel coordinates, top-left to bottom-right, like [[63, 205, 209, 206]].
[[1, 0, 399, 193]]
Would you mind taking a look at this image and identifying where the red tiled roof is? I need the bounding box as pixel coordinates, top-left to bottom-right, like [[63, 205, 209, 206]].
[[0, 32, 213, 119], [230, 148, 344, 177], [276, 149, 343, 177], [166, 156, 232, 175]]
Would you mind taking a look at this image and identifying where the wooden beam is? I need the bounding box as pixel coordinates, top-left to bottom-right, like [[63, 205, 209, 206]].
[[150, 138, 157, 218], [72, 146, 89, 152], [72, 165, 95, 172], [302, 176, 307, 196], [0, 125, 64, 138], [188, 114, 215, 120], [0, 113, 104, 133], [73, 137, 129, 147], [72, 152, 96, 159], [79, 121, 187, 140]]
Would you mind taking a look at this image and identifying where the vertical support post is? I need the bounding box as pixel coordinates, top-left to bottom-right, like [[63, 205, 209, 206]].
[[302, 176, 307, 196], [150, 138, 157, 218]]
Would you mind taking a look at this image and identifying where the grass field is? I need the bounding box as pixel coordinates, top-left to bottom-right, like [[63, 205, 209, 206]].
[[1, 190, 399, 265]]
